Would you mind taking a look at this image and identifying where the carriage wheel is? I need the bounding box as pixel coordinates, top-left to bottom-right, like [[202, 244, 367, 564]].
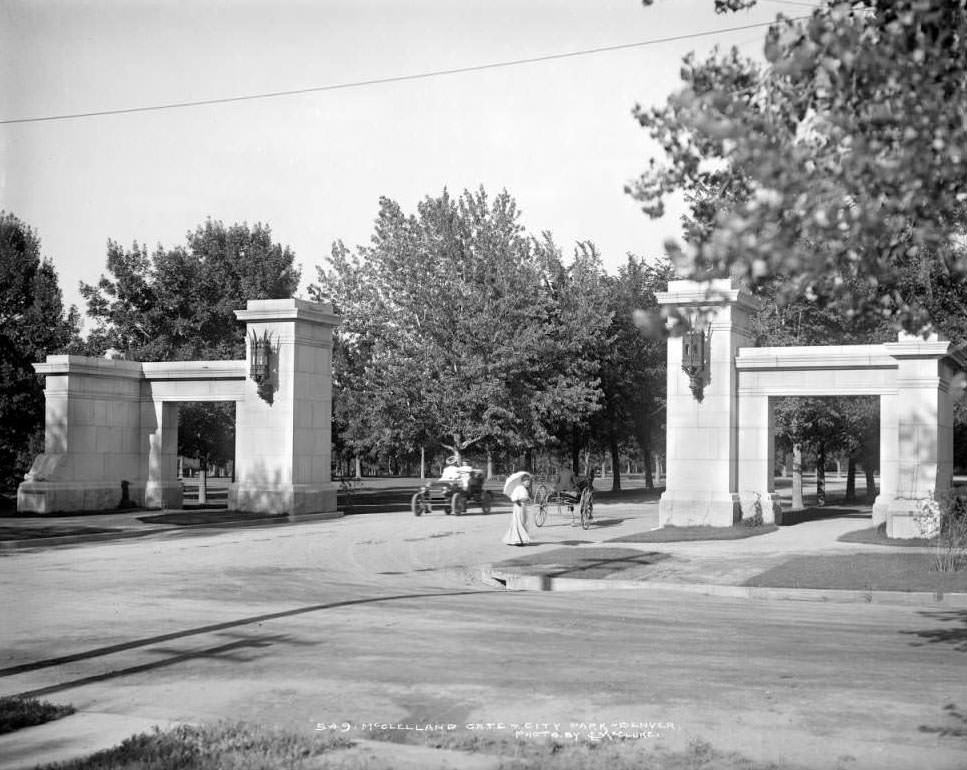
[[411, 492, 425, 517], [480, 490, 493, 515], [451, 492, 466, 516], [580, 489, 593, 530], [534, 485, 548, 527]]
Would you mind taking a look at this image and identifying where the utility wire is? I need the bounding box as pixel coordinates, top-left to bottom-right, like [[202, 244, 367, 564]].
[[1, 17, 806, 126], [759, 0, 819, 9]]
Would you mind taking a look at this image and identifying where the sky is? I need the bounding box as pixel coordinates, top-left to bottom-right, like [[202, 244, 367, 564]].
[[0, 0, 817, 327]]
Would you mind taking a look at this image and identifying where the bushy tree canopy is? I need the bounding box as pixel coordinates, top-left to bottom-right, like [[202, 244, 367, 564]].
[[312, 188, 617, 466], [0, 212, 79, 493], [81, 220, 300, 360], [634, 0, 967, 334]]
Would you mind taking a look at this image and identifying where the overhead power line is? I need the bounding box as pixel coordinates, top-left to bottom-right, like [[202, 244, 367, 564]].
[[1, 17, 807, 126]]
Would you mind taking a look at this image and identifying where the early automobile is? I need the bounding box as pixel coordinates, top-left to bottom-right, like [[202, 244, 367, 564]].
[[412, 467, 493, 516]]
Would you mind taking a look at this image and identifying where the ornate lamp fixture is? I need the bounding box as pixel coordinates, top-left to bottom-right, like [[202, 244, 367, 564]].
[[682, 326, 709, 401], [249, 330, 274, 404]]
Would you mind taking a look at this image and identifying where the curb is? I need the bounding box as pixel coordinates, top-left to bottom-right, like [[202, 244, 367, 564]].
[[482, 566, 967, 606], [0, 510, 345, 551]]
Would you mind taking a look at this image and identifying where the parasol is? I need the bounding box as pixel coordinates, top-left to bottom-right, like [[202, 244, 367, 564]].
[[502, 470, 532, 498]]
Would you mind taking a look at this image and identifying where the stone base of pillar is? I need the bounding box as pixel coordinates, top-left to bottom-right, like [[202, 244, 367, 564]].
[[884, 499, 928, 539], [228, 482, 341, 517], [658, 490, 741, 528], [17, 480, 147, 514], [144, 481, 183, 510], [871, 496, 891, 528], [739, 492, 782, 525]]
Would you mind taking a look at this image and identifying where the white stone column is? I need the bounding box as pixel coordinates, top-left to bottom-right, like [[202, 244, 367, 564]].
[[736, 394, 781, 524], [882, 336, 964, 538], [142, 398, 182, 509], [872, 392, 898, 527], [655, 278, 760, 527], [229, 299, 342, 517]]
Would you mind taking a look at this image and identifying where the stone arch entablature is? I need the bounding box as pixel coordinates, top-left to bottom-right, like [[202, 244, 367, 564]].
[[656, 279, 967, 538], [17, 299, 342, 518]]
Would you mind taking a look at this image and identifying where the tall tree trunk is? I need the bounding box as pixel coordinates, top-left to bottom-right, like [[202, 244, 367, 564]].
[[845, 456, 857, 503], [570, 429, 581, 475], [610, 430, 621, 492], [654, 453, 663, 486], [792, 444, 804, 509], [486, 449, 493, 480], [864, 463, 877, 503], [354, 454, 362, 480], [636, 416, 654, 489], [816, 444, 826, 506], [198, 467, 208, 505], [420, 446, 426, 479]]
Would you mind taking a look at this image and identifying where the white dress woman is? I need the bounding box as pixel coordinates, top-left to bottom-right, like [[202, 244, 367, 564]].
[[502, 478, 532, 546]]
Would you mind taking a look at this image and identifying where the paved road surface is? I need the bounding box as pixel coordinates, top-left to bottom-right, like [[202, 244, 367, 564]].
[[1, 500, 965, 769]]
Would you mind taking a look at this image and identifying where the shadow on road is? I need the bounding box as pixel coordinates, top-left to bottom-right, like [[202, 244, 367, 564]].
[[0, 589, 496, 686], [777, 506, 871, 527], [16, 631, 314, 699], [901, 610, 967, 652]]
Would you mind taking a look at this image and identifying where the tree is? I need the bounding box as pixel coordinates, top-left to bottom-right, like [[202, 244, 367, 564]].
[[633, 0, 967, 334], [0, 212, 79, 495], [80, 220, 300, 497], [81, 220, 300, 360], [312, 188, 611, 472], [586, 255, 672, 491]]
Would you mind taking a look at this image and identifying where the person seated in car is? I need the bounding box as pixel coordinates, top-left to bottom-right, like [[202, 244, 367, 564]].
[[438, 457, 461, 487]]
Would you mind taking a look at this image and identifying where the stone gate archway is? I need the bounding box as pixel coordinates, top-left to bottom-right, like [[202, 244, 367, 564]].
[[17, 299, 341, 518], [655, 279, 966, 538]]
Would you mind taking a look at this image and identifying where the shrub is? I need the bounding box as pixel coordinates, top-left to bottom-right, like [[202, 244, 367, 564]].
[[0, 695, 74, 734], [916, 493, 967, 573]]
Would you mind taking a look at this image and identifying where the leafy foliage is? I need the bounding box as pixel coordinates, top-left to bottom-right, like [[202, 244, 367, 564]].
[[80, 220, 300, 360], [633, 0, 967, 334], [80, 220, 300, 466], [313, 188, 620, 468], [0, 212, 79, 494], [588, 256, 672, 489], [0, 695, 74, 734]]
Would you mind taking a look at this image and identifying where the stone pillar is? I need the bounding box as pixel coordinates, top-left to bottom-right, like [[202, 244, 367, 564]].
[[881, 336, 964, 538], [871, 392, 898, 527], [17, 357, 145, 513], [229, 299, 342, 517], [736, 393, 781, 524], [142, 398, 182, 509], [655, 278, 761, 527]]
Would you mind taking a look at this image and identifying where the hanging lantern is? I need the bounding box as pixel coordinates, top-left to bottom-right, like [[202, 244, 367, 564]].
[[681, 327, 708, 401], [249, 330, 274, 404]]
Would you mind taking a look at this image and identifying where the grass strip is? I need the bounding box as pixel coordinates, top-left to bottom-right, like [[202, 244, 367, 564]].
[[35, 722, 354, 770], [608, 524, 777, 543], [745, 552, 967, 592], [838, 524, 934, 547], [0, 695, 74, 734]]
